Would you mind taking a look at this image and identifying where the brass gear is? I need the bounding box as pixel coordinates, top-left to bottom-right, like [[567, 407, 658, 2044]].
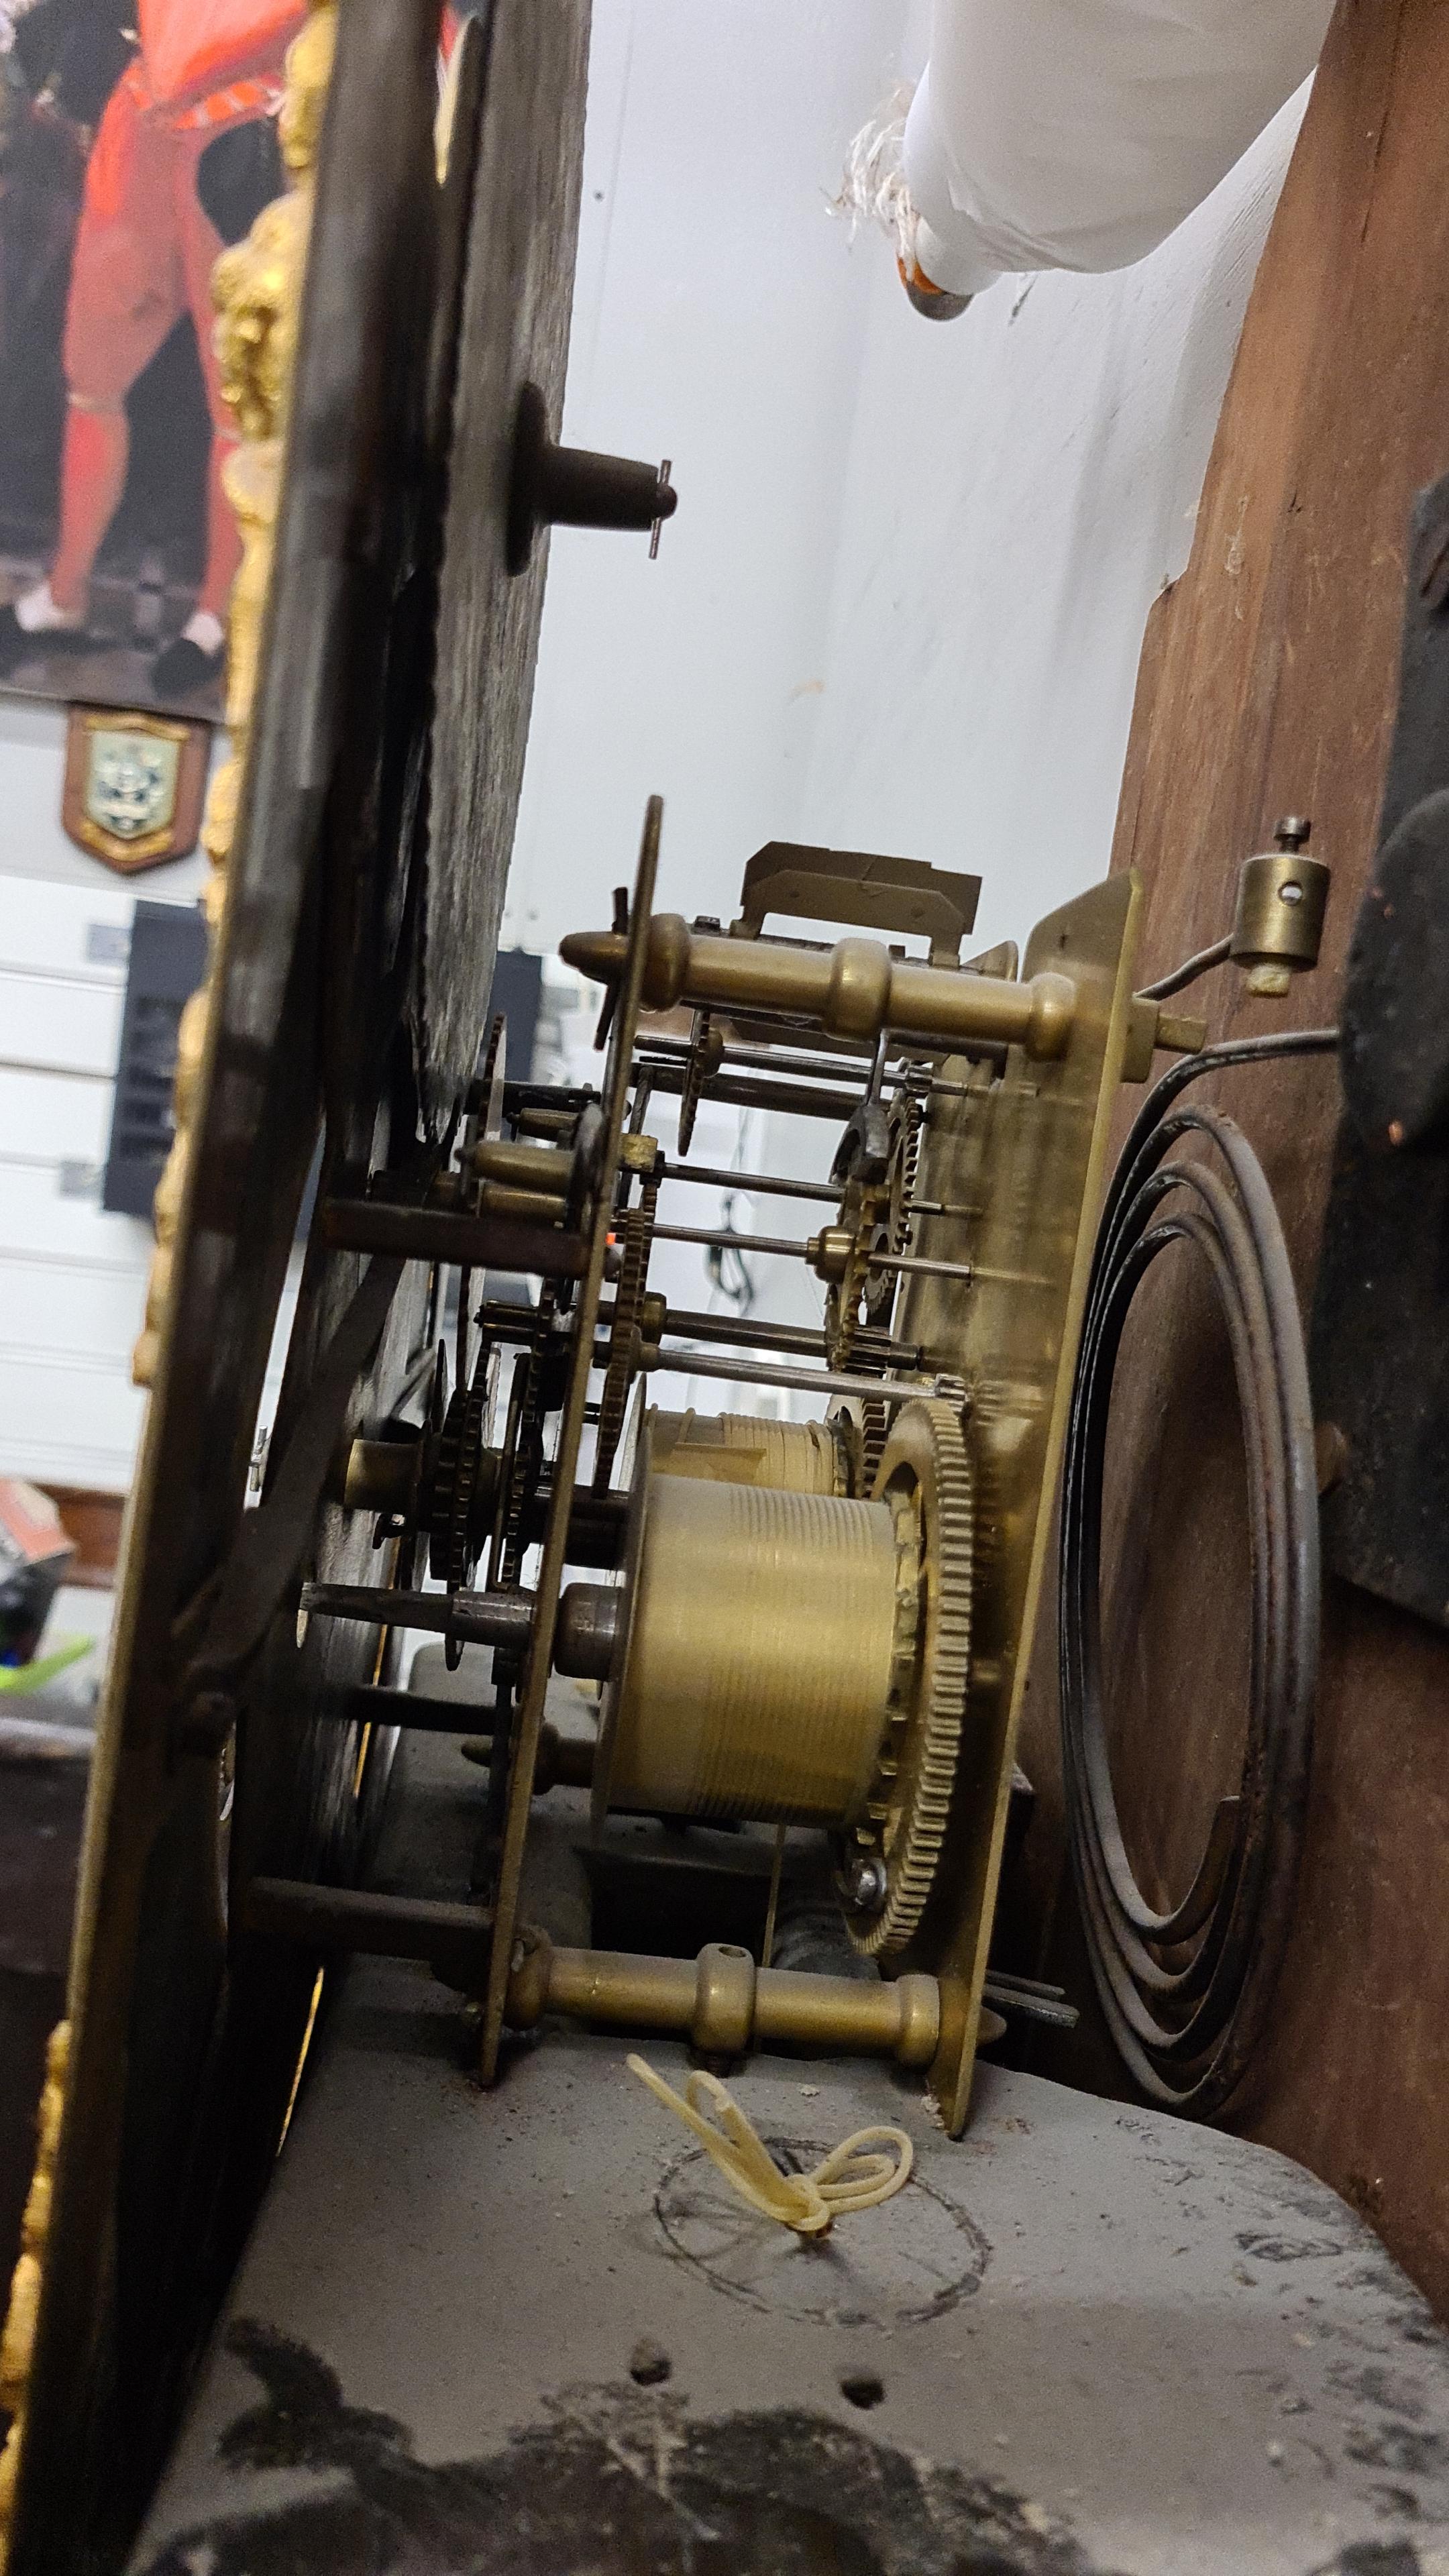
[[593, 1173, 657, 1490], [857, 1395, 892, 1492], [676, 1008, 720, 1155], [843, 1396, 975, 1960], [823, 1172, 885, 1370], [859, 1088, 927, 1339], [455, 1012, 508, 1390], [888, 1087, 925, 1254], [428, 1348, 498, 1592], [493, 1280, 559, 1594], [826, 1393, 892, 1497]]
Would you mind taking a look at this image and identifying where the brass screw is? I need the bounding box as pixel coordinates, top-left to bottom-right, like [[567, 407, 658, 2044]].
[[1274, 816, 1311, 852]]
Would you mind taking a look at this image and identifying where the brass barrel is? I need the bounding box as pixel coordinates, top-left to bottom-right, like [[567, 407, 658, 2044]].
[[598, 1473, 898, 1825], [645, 1406, 849, 1495]]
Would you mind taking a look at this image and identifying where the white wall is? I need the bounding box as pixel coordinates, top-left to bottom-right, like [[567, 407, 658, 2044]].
[[0, 876, 154, 1489], [0, 705, 214, 1489], [511, 11, 1307, 956], [508, 15, 1308, 1362], [794, 82, 1310, 953], [506, 0, 904, 949], [0, 5, 1309, 1488]]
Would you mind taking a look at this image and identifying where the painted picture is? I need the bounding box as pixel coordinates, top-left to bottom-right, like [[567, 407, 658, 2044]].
[[0, 0, 305, 718]]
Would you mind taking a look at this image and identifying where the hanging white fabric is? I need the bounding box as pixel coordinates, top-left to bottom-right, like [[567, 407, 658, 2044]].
[[902, 0, 1335, 297]]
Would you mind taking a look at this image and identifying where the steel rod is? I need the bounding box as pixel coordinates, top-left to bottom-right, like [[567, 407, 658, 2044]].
[[637, 1032, 871, 1081], [300, 1583, 535, 1650], [869, 1248, 975, 1283], [459, 1725, 596, 1792], [917, 1073, 996, 1100], [654, 1221, 808, 1258], [635, 1059, 864, 1122], [984, 1967, 1070, 2000], [661, 1304, 919, 1367], [641, 1030, 998, 1101], [337, 1684, 495, 1732], [425, 1291, 922, 1371], [657, 1220, 977, 1287], [320, 1197, 588, 1279], [658, 1159, 841, 1205], [646, 1346, 938, 1407], [476, 1297, 553, 1341], [246, 1876, 487, 1990], [981, 1978, 1079, 2032]]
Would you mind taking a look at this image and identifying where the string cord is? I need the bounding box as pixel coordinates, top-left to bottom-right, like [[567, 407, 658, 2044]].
[[627, 2055, 912, 2239]]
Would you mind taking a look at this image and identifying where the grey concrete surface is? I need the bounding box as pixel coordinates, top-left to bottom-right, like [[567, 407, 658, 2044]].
[[125, 1725, 1449, 2576], [132, 1973, 1449, 2573]]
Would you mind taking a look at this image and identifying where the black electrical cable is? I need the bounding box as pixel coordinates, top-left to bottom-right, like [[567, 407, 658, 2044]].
[[1059, 1030, 1336, 2113]]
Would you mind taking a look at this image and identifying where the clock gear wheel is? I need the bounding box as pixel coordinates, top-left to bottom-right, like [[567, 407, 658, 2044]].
[[427, 1348, 498, 1592], [857, 1085, 928, 1340], [593, 1170, 659, 1490], [888, 1085, 926, 1254], [842, 1395, 975, 1960], [823, 1171, 887, 1370], [822, 1095, 892, 1371], [857, 1393, 893, 1493], [453, 1011, 507, 1387], [825, 1392, 892, 1499], [676, 1008, 722, 1155], [492, 1279, 561, 1596]]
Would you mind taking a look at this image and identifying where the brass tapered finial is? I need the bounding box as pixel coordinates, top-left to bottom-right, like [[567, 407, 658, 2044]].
[[559, 928, 627, 983]]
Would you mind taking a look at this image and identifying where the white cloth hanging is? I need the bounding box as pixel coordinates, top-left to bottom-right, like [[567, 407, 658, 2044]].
[[904, 0, 1335, 297]]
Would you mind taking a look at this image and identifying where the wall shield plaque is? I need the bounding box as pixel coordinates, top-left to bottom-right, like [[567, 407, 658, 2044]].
[[61, 706, 211, 871]]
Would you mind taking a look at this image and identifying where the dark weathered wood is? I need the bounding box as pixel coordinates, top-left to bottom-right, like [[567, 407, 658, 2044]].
[[9, 5, 453, 2565], [1017, 0, 1449, 2314], [423, 0, 590, 1117]]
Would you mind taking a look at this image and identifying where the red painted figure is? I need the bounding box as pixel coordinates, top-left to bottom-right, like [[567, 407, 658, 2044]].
[[0, 0, 305, 696]]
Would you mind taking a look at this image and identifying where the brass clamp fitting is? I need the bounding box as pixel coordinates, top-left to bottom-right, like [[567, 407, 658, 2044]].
[[1232, 817, 1330, 997]]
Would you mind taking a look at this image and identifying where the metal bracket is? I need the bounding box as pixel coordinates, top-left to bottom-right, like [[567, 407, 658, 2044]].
[[733, 842, 981, 965]]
